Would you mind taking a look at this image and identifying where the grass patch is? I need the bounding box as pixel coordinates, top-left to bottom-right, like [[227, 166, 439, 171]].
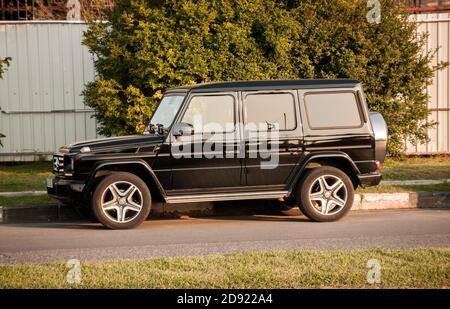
[[382, 155, 450, 180], [0, 195, 57, 206], [0, 248, 448, 288], [0, 161, 52, 192]]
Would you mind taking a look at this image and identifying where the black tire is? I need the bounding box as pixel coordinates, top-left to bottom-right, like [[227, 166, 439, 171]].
[[297, 166, 354, 222], [92, 172, 151, 229]]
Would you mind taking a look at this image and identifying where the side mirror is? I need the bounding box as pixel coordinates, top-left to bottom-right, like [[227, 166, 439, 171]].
[[171, 122, 194, 137]]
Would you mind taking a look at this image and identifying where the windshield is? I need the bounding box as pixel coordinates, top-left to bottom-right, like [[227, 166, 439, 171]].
[[149, 95, 185, 131]]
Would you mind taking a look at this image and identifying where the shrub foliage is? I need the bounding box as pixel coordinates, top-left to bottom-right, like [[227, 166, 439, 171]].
[[83, 0, 447, 155]]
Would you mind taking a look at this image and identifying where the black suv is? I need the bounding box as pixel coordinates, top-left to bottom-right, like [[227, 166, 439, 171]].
[[47, 79, 387, 229]]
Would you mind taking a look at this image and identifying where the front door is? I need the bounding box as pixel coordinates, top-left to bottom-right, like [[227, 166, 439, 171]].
[[167, 92, 243, 194]]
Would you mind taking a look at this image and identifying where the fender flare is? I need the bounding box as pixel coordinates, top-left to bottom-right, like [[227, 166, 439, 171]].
[[82, 160, 166, 199], [287, 152, 361, 195]]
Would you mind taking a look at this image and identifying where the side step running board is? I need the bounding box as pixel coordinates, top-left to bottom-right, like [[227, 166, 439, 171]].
[[165, 191, 289, 204]]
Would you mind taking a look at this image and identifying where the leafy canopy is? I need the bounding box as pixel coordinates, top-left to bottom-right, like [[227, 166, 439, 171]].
[[83, 0, 447, 155]]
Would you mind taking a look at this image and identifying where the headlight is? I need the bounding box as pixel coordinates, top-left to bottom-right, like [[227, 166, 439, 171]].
[[80, 146, 91, 153]]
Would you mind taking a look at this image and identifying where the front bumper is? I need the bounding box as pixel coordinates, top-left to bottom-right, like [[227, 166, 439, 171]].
[[357, 173, 382, 187], [47, 176, 86, 202]]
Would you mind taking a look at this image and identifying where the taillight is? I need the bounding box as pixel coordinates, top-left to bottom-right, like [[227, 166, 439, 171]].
[[374, 160, 381, 171]]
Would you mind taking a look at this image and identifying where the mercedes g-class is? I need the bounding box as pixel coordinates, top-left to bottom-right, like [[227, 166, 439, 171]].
[[47, 79, 387, 229]]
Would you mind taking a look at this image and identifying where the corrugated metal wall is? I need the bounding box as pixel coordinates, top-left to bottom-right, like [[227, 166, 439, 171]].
[[407, 13, 450, 154], [0, 21, 97, 161]]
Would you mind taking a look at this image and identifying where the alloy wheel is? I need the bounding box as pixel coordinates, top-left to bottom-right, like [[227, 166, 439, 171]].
[[100, 181, 143, 223], [308, 175, 348, 216]]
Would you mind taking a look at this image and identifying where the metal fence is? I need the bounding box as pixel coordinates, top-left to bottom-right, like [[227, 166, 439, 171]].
[[407, 12, 450, 153], [0, 15, 449, 161], [0, 21, 97, 161]]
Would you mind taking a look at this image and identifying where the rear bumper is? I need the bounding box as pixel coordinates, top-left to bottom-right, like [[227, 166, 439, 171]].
[[358, 173, 382, 187], [47, 176, 85, 202]]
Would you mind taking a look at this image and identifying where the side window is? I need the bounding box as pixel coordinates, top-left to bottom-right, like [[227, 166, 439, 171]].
[[245, 93, 297, 131], [304, 92, 362, 129], [181, 95, 235, 133]]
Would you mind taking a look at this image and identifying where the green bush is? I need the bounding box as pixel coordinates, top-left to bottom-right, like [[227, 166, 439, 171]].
[[83, 0, 447, 155]]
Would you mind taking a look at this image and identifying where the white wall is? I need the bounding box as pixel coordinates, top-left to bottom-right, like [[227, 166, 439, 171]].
[[0, 21, 98, 161]]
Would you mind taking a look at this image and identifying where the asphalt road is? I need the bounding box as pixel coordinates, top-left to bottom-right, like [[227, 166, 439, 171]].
[[0, 209, 449, 264]]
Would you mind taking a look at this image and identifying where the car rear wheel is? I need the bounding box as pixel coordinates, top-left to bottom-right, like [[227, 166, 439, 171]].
[[92, 172, 151, 229], [298, 166, 354, 222]]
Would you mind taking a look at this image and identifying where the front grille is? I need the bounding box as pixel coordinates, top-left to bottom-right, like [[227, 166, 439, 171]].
[[52, 154, 65, 174]]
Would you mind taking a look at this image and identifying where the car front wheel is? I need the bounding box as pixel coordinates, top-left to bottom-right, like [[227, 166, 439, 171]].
[[92, 172, 151, 229], [298, 166, 354, 222]]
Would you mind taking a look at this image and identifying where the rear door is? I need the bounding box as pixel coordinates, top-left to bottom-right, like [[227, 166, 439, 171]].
[[242, 90, 303, 190]]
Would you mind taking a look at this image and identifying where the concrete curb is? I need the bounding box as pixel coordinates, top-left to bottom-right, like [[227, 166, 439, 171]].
[[357, 192, 450, 209], [0, 204, 80, 223], [0, 191, 449, 224], [354, 192, 414, 210], [0, 191, 47, 197]]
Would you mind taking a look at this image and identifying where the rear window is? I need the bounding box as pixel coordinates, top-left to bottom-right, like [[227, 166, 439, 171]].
[[304, 92, 362, 129]]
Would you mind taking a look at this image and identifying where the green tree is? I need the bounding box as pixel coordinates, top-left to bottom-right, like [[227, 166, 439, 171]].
[[0, 57, 11, 147], [83, 0, 447, 155]]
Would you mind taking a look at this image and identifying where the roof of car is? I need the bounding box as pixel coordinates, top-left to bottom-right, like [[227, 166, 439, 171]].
[[165, 79, 361, 93]]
